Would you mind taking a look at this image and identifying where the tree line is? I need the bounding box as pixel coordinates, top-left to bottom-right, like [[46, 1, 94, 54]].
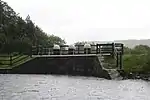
[[0, 0, 65, 54]]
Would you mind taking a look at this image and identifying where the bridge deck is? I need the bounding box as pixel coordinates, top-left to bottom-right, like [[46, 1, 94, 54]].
[[32, 53, 111, 58]]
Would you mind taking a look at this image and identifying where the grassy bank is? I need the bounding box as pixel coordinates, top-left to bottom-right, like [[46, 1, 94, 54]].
[[123, 46, 150, 74]]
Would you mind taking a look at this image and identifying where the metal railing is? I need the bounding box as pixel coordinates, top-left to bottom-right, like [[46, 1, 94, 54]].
[[96, 43, 124, 70], [31, 43, 123, 56]]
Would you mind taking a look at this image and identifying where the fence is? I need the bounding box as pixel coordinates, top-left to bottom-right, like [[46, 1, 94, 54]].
[[0, 53, 29, 67], [31, 43, 124, 56]]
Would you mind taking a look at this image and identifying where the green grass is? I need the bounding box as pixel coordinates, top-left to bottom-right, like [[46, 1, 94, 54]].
[[102, 54, 149, 72]]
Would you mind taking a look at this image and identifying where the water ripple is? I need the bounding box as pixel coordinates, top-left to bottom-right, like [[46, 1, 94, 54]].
[[0, 74, 150, 100]]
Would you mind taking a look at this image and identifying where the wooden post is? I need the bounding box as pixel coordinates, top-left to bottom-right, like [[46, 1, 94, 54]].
[[78, 45, 79, 54], [112, 43, 115, 57], [96, 44, 98, 54], [40, 46, 42, 55], [59, 46, 61, 55], [49, 48, 51, 55], [99, 45, 101, 54], [43, 48, 45, 55], [119, 52, 123, 70], [121, 44, 124, 55], [116, 53, 119, 68], [10, 53, 12, 66], [37, 45, 39, 55], [36, 45, 39, 55], [30, 46, 32, 57]]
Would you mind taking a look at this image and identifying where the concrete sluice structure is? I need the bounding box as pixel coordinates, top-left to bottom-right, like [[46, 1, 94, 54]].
[[3, 43, 123, 80], [10, 56, 111, 79]]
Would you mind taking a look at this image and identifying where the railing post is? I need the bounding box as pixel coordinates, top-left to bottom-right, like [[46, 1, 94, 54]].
[[78, 45, 79, 54], [36, 46, 38, 55], [48, 48, 51, 55], [119, 52, 123, 70], [99, 46, 101, 54], [59, 46, 61, 55], [45, 48, 47, 55], [112, 43, 115, 57], [96, 44, 98, 54], [116, 53, 119, 68], [121, 44, 124, 55], [37, 45, 39, 55], [10, 53, 12, 66], [30, 46, 32, 57]]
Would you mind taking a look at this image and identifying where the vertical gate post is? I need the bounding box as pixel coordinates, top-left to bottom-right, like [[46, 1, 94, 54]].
[[121, 44, 124, 54], [96, 44, 98, 54], [116, 53, 119, 69], [119, 52, 123, 70], [112, 43, 115, 57]]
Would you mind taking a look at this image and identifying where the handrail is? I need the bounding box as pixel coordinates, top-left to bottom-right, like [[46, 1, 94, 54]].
[[12, 55, 29, 64], [31, 43, 123, 56], [113, 45, 118, 60]]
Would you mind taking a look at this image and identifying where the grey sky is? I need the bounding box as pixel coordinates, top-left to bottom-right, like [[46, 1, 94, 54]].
[[4, 0, 150, 44]]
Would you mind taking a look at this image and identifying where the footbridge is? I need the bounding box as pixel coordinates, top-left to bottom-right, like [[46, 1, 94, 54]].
[[31, 43, 123, 69], [0, 43, 124, 79]]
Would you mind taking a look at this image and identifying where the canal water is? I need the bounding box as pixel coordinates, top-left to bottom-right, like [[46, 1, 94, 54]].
[[0, 74, 150, 100]]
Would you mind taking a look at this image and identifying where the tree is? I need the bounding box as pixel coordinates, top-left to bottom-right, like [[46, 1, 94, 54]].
[[0, 0, 66, 53], [47, 35, 66, 46]]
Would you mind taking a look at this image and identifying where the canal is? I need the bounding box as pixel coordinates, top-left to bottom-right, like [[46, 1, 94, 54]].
[[0, 74, 150, 100]]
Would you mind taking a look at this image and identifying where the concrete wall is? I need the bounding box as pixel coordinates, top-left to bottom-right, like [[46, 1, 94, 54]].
[[10, 56, 111, 79]]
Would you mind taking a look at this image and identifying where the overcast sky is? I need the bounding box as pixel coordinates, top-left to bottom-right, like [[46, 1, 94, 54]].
[[4, 0, 150, 44]]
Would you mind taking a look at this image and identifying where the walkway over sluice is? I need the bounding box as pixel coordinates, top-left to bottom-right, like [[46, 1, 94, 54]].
[[32, 43, 123, 56], [0, 43, 124, 79], [31, 43, 124, 70]]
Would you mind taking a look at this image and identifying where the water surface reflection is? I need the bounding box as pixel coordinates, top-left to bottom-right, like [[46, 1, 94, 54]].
[[0, 74, 150, 100]]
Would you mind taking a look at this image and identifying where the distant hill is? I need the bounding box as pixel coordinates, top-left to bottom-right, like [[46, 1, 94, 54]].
[[88, 39, 150, 48], [115, 39, 150, 48]]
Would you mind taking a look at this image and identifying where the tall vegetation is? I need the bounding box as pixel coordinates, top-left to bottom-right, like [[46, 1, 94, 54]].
[[123, 45, 150, 73], [0, 0, 65, 54]]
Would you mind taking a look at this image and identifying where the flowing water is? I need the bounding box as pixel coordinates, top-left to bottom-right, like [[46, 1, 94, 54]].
[[0, 74, 150, 100]]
